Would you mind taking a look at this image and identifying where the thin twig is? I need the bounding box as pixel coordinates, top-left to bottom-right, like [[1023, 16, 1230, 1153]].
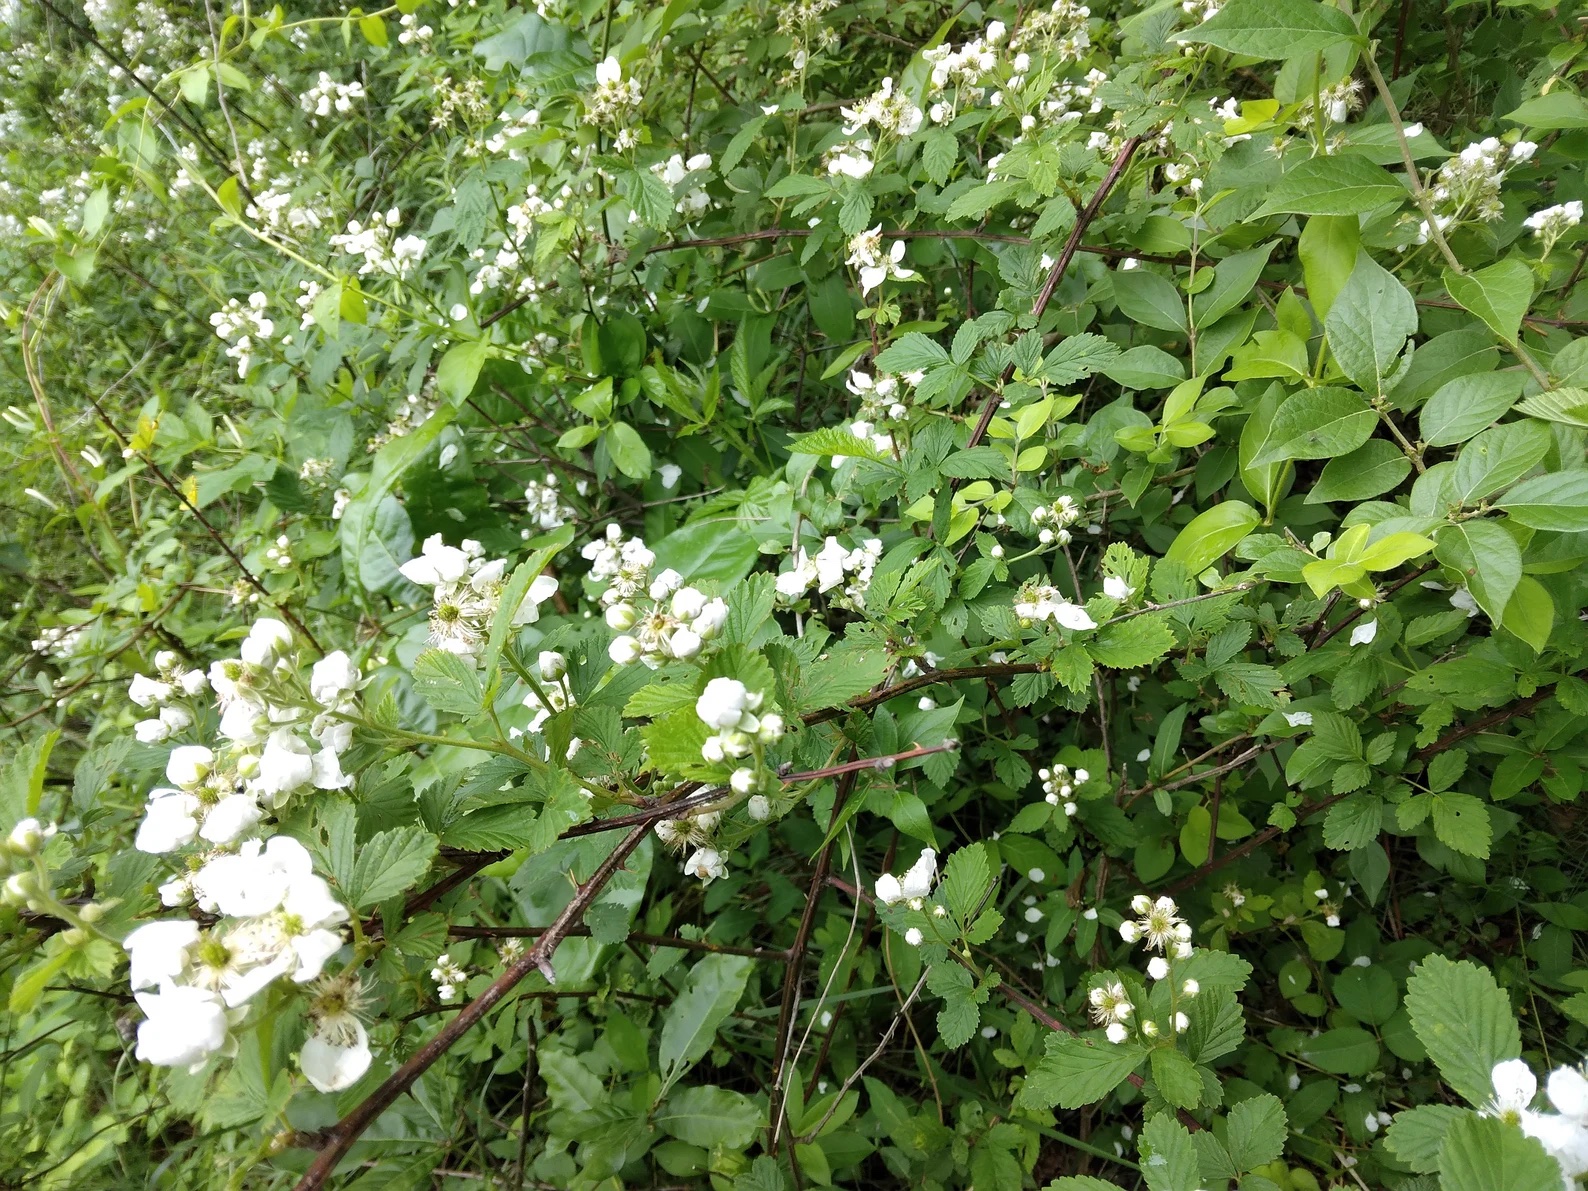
[[292, 820, 654, 1190]]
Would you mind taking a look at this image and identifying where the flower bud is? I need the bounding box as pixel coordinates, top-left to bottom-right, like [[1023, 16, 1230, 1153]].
[[538, 651, 567, 681], [747, 794, 770, 821], [604, 603, 637, 631], [730, 767, 759, 795], [608, 635, 642, 666]]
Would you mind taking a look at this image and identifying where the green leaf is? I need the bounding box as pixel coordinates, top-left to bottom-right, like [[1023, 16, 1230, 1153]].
[[1298, 1026, 1380, 1075], [1089, 614, 1176, 668], [940, 844, 993, 920], [1194, 242, 1275, 327], [1174, 0, 1360, 59], [1505, 90, 1588, 130], [1444, 260, 1535, 345], [1419, 371, 1525, 447], [1325, 255, 1418, 395], [1253, 154, 1406, 218], [345, 826, 439, 909], [412, 648, 484, 715], [1, 729, 57, 830], [1307, 439, 1411, 502], [1251, 387, 1376, 464], [658, 954, 753, 1092], [657, 1085, 763, 1149], [9, 947, 71, 1014], [1138, 1112, 1199, 1190], [1333, 965, 1399, 1026], [1015, 1033, 1146, 1110], [1497, 471, 1588, 530], [1298, 215, 1359, 320], [1113, 269, 1188, 333], [606, 420, 652, 480], [1452, 420, 1552, 504], [436, 339, 490, 406], [1322, 793, 1383, 850], [1434, 519, 1521, 622], [1404, 954, 1520, 1107], [1226, 1094, 1288, 1171], [1439, 1112, 1562, 1191], [787, 426, 888, 461], [624, 168, 676, 229], [927, 964, 985, 1048], [473, 9, 573, 70], [1385, 1104, 1467, 1173], [1150, 1047, 1203, 1109], [481, 531, 573, 680], [874, 331, 950, 373], [1164, 501, 1260, 574], [1515, 386, 1588, 429], [1503, 574, 1555, 653]]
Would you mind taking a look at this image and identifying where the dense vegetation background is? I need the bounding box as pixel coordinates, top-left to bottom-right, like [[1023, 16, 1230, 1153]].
[[2, 0, 1588, 1187]]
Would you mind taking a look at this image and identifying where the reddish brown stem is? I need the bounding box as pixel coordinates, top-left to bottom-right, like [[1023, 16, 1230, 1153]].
[[293, 821, 653, 1190]]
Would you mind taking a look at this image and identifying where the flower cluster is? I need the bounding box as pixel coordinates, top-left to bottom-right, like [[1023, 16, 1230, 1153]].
[[128, 649, 207, 744], [775, 535, 884, 610], [524, 474, 576, 531], [1413, 137, 1536, 243], [585, 56, 642, 137], [824, 139, 875, 180], [1118, 894, 1193, 956], [606, 568, 728, 667], [398, 534, 559, 659], [134, 625, 360, 860], [122, 833, 362, 1088], [841, 78, 923, 139], [581, 523, 656, 609], [847, 226, 917, 296], [431, 953, 468, 1002], [648, 153, 713, 217], [246, 182, 328, 239], [300, 72, 366, 122], [1029, 495, 1083, 545], [209, 292, 275, 378], [1010, 0, 1094, 60], [1524, 200, 1583, 255], [329, 209, 427, 277], [1485, 1060, 1588, 1187], [846, 368, 912, 426], [1038, 761, 1090, 815], [1014, 581, 1097, 631], [30, 622, 85, 659], [485, 106, 541, 156]]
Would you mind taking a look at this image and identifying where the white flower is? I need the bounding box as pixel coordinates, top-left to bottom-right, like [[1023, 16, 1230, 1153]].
[[876, 873, 904, 905], [595, 55, 621, 86], [1054, 603, 1098, 631], [1485, 1059, 1539, 1123], [301, 1015, 371, 1093], [1102, 576, 1134, 601], [399, 535, 471, 587], [128, 673, 173, 708], [199, 794, 264, 845], [240, 618, 294, 666], [255, 730, 315, 801], [1548, 1065, 1588, 1122], [135, 789, 201, 853], [134, 983, 230, 1069], [684, 847, 728, 882], [904, 927, 924, 946], [312, 748, 354, 791], [165, 745, 214, 789], [696, 678, 757, 731], [124, 920, 200, 990], [1450, 587, 1480, 617], [900, 848, 938, 899], [1349, 619, 1378, 647], [1105, 1022, 1129, 1044], [512, 574, 561, 625], [1147, 956, 1169, 980], [309, 651, 360, 705], [659, 463, 682, 489], [1284, 711, 1313, 727]]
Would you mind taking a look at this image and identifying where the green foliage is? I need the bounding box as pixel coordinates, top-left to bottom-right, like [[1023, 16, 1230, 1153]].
[[1, 0, 1586, 1186]]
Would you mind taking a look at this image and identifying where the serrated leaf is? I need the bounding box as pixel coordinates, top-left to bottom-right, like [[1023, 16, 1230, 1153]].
[[1015, 1033, 1146, 1110], [1404, 955, 1520, 1107], [412, 648, 484, 714], [345, 826, 439, 908], [1175, 0, 1360, 59], [1253, 153, 1406, 218]]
